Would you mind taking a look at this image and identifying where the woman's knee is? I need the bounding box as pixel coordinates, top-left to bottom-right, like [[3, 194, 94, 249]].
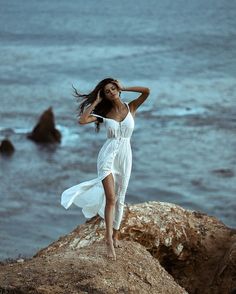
[[102, 173, 116, 206], [106, 194, 116, 206]]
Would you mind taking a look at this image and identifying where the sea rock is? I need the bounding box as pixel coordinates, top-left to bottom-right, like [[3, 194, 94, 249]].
[[0, 138, 15, 155], [0, 201, 235, 294], [27, 107, 61, 143]]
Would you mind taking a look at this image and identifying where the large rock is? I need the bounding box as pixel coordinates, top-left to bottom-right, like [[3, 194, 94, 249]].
[[0, 201, 235, 293], [0, 241, 187, 294], [27, 107, 61, 143], [0, 138, 15, 155]]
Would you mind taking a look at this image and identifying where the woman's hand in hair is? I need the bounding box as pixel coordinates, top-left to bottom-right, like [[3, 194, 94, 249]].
[[113, 80, 124, 91]]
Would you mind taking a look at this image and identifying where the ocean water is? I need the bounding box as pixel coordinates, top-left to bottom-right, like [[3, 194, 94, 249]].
[[0, 0, 236, 260]]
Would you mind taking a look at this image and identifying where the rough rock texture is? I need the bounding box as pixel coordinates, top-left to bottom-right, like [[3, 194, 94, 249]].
[[0, 202, 235, 293], [0, 138, 15, 155], [0, 240, 187, 294], [27, 107, 61, 143]]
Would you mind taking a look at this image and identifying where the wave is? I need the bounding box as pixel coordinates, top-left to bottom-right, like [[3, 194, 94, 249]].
[[56, 125, 80, 146], [152, 106, 209, 117]]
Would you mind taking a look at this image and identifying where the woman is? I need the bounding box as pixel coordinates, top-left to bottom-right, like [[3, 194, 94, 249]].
[[61, 78, 150, 260]]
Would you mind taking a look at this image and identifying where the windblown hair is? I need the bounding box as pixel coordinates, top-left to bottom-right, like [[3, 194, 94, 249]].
[[73, 78, 118, 132]]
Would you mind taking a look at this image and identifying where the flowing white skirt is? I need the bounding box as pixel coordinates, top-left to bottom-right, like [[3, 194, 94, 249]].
[[61, 138, 132, 228], [61, 175, 110, 219]]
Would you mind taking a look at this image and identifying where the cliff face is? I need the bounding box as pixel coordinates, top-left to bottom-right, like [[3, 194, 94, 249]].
[[0, 201, 235, 294]]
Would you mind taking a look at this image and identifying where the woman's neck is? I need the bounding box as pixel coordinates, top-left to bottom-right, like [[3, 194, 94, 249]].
[[110, 99, 124, 112]]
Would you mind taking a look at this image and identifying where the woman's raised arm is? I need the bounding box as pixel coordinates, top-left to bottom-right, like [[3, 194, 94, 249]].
[[114, 80, 150, 114], [78, 91, 102, 124]]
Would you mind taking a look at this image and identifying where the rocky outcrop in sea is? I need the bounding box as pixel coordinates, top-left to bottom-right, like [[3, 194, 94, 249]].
[[27, 107, 61, 144]]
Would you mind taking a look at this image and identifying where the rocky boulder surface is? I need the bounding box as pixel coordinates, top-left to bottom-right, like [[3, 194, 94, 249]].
[[0, 241, 186, 294], [0, 201, 235, 294], [27, 107, 61, 143]]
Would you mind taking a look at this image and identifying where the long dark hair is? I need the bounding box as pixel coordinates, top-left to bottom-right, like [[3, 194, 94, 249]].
[[73, 78, 118, 132]]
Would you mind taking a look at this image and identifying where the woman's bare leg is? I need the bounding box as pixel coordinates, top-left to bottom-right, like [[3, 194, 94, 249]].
[[113, 187, 126, 248], [102, 173, 116, 260]]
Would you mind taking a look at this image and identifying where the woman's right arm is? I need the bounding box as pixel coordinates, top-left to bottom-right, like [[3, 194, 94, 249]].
[[78, 91, 102, 124]]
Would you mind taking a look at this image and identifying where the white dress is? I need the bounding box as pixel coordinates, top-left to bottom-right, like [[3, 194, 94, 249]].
[[61, 102, 134, 230]]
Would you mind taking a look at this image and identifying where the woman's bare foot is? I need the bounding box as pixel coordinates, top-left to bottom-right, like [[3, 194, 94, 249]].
[[106, 239, 116, 260], [113, 238, 122, 248], [112, 229, 121, 248]]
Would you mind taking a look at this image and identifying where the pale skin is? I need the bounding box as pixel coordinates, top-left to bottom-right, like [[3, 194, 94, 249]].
[[79, 80, 150, 260]]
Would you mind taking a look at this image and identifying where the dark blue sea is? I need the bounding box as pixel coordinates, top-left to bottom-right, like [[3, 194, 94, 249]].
[[0, 0, 236, 260]]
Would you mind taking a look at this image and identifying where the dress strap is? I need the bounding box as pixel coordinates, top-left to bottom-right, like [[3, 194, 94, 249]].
[[125, 102, 130, 111], [91, 113, 106, 123], [91, 113, 104, 119]]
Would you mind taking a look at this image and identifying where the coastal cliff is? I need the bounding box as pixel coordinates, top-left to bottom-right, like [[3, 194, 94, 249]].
[[0, 201, 235, 293]]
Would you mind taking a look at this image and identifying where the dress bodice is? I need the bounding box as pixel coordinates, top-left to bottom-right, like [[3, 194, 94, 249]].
[[92, 102, 134, 139]]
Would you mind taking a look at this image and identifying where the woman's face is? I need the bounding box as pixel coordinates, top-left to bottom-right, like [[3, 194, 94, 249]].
[[103, 83, 119, 100]]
